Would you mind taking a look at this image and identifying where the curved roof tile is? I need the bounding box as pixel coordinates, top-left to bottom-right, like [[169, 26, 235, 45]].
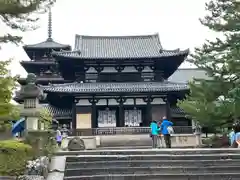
[[42, 104, 72, 118], [41, 81, 189, 93], [53, 34, 189, 59], [23, 38, 71, 49]]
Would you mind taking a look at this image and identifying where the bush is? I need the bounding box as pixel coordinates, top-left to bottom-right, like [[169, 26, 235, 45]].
[[24, 130, 57, 158], [202, 135, 229, 148], [0, 140, 33, 176]]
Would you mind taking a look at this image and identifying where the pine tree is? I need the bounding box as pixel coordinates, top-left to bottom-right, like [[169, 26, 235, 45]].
[[178, 0, 240, 131], [0, 0, 55, 44]]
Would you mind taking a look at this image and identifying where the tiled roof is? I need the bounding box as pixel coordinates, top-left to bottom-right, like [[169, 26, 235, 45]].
[[41, 81, 189, 94], [42, 104, 72, 118], [53, 34, 189, 59], [23, 38, 70, 49], [171, 107, 185, 115], [18, 76, 65, 81], [17, 77, 69, 85], [20, 61, 56, 65], [168, 68, 209, 83]]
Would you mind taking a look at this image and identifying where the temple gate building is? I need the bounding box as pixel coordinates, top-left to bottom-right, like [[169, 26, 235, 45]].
[[16, 11, 207, 133]]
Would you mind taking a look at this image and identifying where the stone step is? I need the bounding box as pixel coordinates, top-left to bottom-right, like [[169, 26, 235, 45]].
[[66, 153, 240, 162], [58, 148, 240, 156], [64, 166, 240, 176], [64, 173, 240, 180], [65, 159, 240, 169]]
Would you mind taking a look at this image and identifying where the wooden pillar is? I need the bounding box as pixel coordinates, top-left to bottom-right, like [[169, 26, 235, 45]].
[[89, 97, 99, 128], [72, 99, 78, 135], [163, 96, 171, 120], [116, 97, 126, 127], [143, 96, 153, 126]]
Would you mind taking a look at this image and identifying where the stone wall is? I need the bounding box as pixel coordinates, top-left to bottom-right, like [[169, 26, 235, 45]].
[[61, 134, 201, 150], [98, 134, 199, 147]]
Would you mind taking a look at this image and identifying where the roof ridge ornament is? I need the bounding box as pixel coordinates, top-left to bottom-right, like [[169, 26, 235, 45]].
[[47, 8, 53, 41]]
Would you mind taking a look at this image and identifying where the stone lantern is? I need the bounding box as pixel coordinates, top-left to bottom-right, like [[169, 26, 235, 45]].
[[19, 73, 45, 131]]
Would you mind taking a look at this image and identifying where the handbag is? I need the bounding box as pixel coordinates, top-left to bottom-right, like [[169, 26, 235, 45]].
[[167, 126, 174, 134]]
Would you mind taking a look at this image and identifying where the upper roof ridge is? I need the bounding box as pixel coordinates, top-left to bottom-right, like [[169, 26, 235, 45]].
[[75, 33, 160, 39], [74, 33, 162, 51]]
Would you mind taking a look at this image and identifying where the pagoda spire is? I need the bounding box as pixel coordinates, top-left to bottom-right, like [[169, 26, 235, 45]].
[[47, 8, 53, 41]]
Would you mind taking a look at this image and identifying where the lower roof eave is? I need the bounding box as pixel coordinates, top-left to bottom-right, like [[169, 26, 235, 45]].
[[43, 90, 189, 96], [18, 78, 70, 86], [41, 81, 189, 95], [53, 51, 189, 61], [20, 61, 56, 65]]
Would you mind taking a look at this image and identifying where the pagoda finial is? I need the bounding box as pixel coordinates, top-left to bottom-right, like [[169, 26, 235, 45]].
[[47, 8, 52, 41]]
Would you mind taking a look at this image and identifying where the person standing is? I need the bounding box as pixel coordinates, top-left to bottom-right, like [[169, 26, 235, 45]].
[[157, 121, 164, 148], [56, 127, 62, 147], [229, 128, 235, 146], [150, 121, 159, 148], [231, 121, 240, 148], [160, 116, 173, 148]]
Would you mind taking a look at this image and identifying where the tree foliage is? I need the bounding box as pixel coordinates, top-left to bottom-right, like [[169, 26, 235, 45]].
[[0, 60, 20, 131], [39, 108, 53, 129], [0, 0, 55, 44], [178, 0, 240, 130]]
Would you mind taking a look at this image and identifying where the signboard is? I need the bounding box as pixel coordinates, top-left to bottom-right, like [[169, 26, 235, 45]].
[[76, 113, 91, 129]]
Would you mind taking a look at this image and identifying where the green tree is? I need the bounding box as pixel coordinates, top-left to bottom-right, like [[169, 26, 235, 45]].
[[0, 60, 19, 131], [178, 0, 240, 131], [39, 108, 53, 129], [0, 0, 55, 44]]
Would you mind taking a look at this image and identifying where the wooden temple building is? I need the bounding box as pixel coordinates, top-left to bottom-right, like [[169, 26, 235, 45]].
[[16, 11, 193, 131]]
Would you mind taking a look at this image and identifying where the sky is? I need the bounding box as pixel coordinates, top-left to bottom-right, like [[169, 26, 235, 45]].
[[0, 0, 218, 78]]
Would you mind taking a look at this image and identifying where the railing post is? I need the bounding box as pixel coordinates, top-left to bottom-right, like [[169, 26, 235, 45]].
[[194, 125, 202, 147], [116, 97, 126, 127], [73, 126, 194, 136]]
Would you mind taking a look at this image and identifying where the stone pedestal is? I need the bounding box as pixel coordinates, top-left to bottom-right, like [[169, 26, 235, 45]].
[[81, 136, 97, 150], [195, 133, 202, 147]]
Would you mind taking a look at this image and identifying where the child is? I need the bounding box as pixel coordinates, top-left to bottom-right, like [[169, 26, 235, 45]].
[[56, 128, 62, 147]]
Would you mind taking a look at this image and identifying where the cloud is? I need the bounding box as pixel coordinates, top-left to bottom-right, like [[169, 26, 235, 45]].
[[0, 0, 214, 76]]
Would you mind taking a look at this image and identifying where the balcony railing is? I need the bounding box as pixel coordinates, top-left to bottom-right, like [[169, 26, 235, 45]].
[[72, 126, 194, 136]]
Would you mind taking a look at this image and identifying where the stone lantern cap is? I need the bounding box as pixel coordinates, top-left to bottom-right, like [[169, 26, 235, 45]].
[[19, 73, 46, 100]]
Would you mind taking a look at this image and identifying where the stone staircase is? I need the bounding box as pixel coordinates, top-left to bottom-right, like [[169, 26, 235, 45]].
[[57, 149, 240, 180]]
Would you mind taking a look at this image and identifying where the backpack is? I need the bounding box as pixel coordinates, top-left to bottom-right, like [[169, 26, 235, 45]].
[[167, 126, 174, 134]]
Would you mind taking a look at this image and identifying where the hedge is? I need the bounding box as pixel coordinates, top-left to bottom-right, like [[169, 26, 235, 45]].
[[24, 130, 57, 157], [0, 140, 33, 176]]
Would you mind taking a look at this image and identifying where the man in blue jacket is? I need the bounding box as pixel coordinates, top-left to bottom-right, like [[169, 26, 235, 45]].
[[150, 120, 159, 148], [160, 116, 173, 148]]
